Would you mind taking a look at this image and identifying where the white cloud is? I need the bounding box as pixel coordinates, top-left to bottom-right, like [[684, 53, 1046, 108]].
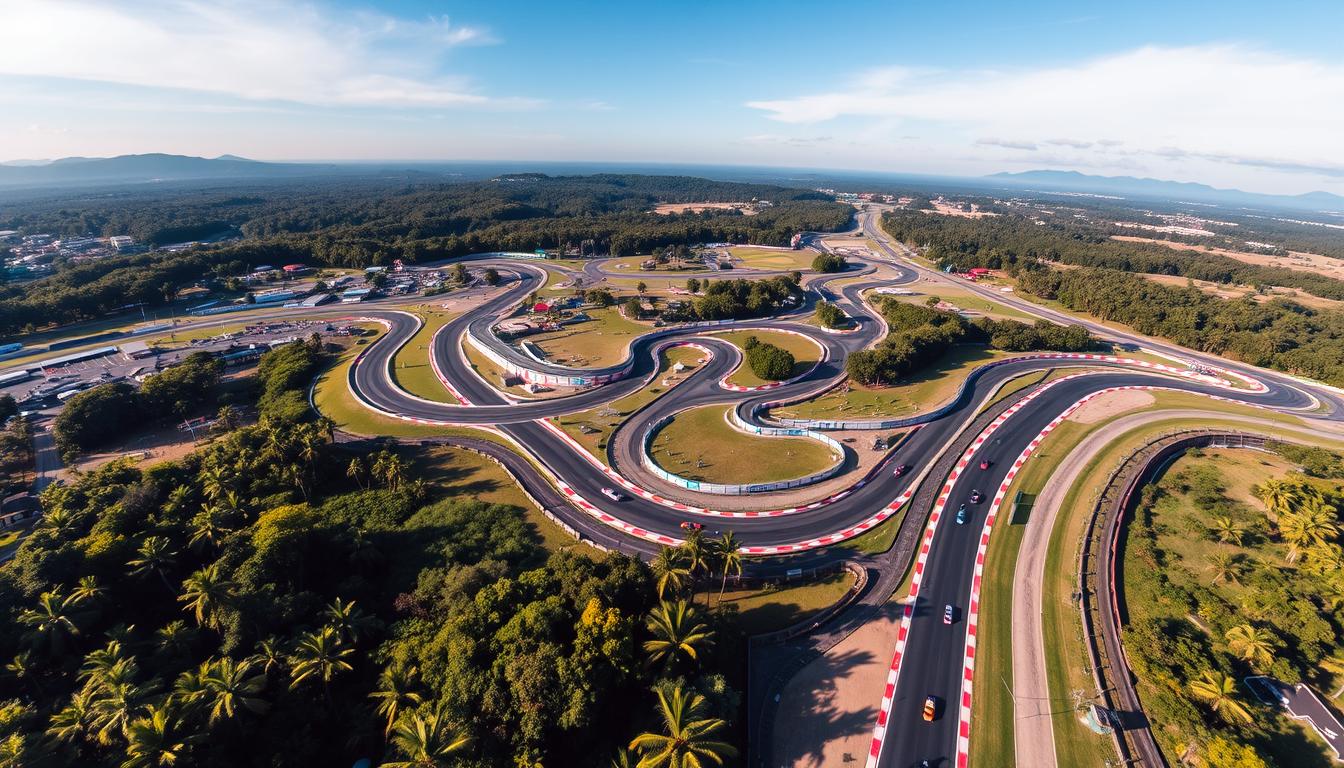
[[0, 0, 523, 108], [746, 45, 1344, 181]]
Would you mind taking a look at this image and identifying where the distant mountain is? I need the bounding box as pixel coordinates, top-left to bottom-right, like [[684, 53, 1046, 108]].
[[0, 153, 336, 188], [987, 169, 1344, 213]]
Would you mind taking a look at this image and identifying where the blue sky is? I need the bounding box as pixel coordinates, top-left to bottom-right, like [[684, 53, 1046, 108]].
[[2, 0, 1343, 194]]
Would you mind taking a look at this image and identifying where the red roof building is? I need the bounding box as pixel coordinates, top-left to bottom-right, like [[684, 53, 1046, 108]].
[[282, 263, 309, 274], [532, 301, 551, 313]]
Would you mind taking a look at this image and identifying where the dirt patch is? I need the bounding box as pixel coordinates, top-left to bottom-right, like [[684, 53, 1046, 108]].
[[651, 201, 758, 216], [773, 599, 903, 768], [1066, 389, 1155, 424], [1140, 273, 1341, 310], [1111, 235, 1344, 281], [927, 199, 998, 218]]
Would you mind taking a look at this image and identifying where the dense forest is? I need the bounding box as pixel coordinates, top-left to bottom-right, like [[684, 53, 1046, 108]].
[[0, 342, 748, 767], [1016, 267, 1344, 386], [0, 175, 849, 336], [881, 209, 1344, 301]]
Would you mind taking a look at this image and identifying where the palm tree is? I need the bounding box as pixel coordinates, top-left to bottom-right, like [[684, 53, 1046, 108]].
[[178, 564, 237, 630], [215, 404, 241, 432], [652, 547, 691, 599], [1281, 506, 1338, 563], [89, 675, 146, 745], [1189, 670, 1253, 724], [187, 509, 229, 553], [714, 532, 743, 608], [384, 704, 470, 767], [644, 600, 714, 672], [372, 451, 406, 491], [1208, 516, 1248, 546], [628, 685, 737, 768], [199, 465, 231, 502], [171, 662, 212, 717], [122, 704, 192, 768], [1225, 624, 1276, 669], [1320, 653, 1344, 700], [287, 626, 354, 694], [370, 662, 424, 736], [346, 457, 367, 490], [1254, 478, 1298, 519], [609, 748, 638, 768], [128, 536, 177, 590], [163, 484, 193, 518], [46, 690, 94, 743], [1206, 551, 1243, 585], [203, 657, 268, 725], [155, 621, 196, 659], [251, 636, 287, 678], [323, 597, 378, 645], [18, 589, 81, 654], [70, 575, 106, 606], [682, 531, 710, 604], [5, 650, 40, 697]]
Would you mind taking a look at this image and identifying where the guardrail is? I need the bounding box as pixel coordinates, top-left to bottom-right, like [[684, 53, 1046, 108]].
[[1078, 430, 1269, 767], [639, 408, 847, 495]]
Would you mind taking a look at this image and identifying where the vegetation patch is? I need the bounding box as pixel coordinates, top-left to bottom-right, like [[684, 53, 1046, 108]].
[[648, 405, 838, 486]]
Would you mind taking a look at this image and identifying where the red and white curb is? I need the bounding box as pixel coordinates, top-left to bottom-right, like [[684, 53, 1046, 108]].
[[864, 376, 1272, 768]]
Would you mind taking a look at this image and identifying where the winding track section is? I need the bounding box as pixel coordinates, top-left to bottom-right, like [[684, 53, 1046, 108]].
[[321, 227, 1341, 766]]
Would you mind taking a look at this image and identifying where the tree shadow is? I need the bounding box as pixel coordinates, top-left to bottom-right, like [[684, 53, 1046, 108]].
[[777, 645, 882, 768]]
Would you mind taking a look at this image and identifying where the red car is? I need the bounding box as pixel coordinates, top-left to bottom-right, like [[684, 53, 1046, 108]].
[[979, 459, 992, 470], [680, 521, 704, 532], [893, 464, 909, 477]]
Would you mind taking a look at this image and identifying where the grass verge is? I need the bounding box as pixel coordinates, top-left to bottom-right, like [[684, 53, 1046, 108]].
[[648, 405, 838, 485]]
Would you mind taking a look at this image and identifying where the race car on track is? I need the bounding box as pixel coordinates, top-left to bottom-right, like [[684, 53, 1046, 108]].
[[922, 696, 938, 721], [893, 464, 909, 477], [955, 505, 969, 525], [969, 489, 983, 504], [979, 459, 993, 470], [601, 487, 625, 501], [679, 521, 704, 531], [944, 604, 955, 624]]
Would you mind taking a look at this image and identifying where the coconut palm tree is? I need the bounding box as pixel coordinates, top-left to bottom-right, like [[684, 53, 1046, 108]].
[[122, 704, 192, 768], [1254, 478, 1298, 519], [46, 690, 95, 743], [171, 662, 212, 718], [628, 685, 737, 768], [251, 636, 287, 678], [1206, 551, 1244, 585], [18, 589, 81, 654], [5, 651, 40, 697], [127, 536, 177, 590], [1208, 516, 1248, 546], [187, 509, 230, 553], [89, 675, 146, 745], [346, 457, 367, 490], [1189, 670, 1253, 724], [714, 531, 744, 608], [369, 662, 424, 736], [203, 657, 269, 725], [644, 600, 714, 672], [1281, 506, 1338, 563], [652, 547, 691, 599], [323, 597, 379, 645], [288, 626, 354, 694], [682, 531, 710, 604], [384, 704, 470, 768], [1225, 624, 1276, 669], [178, 564, 237, 630]]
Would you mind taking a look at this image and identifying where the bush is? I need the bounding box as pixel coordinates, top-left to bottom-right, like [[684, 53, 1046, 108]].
[[815, 301, 847, 329], [53, 382, 142, 461], [743, 337, 795, 381], [257, 339, 325, 422], [811, 253, 847, 273]]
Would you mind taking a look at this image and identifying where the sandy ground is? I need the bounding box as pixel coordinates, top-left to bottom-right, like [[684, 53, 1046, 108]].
[[928, 200, 998, 219], [1111, 235, 1344, 281], [1012, 409, 1344, 767], [773, 598, 906, 768], [70, 423, 211, 475], [1066, 390, 1154, 424], [651, 202, 758, 215], [1141, 273, 1342, 310]]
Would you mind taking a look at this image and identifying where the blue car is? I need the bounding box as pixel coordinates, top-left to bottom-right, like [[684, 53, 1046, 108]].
[[955, 504, 968, 525]]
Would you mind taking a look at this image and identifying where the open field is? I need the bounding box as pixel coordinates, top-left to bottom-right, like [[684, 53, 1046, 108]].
[[716, 570, 855, 635], [875, 278, 1037, 321], [652, 201, 758, 215], [555, 345, 706, 460], [726, 246, 814, 271], [602, 255, 710, 274], [1141, 271, 1342, 310], [775, 345, 1008, 421], [711, 329, 820, 387], [1111, 235, 1344, 281], [527, 306, 650, 368], [648, 405, 838, 485], [390, 310, 459, 401]]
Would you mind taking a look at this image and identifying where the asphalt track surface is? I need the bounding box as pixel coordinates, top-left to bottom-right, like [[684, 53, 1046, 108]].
[[326, 227, 1344, 766], [38, 222, 1340, 766]]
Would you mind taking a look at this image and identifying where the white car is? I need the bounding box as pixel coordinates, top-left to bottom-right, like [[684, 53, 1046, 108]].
[[601, 487, 625, 502], [944, 605, 955, 624]]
